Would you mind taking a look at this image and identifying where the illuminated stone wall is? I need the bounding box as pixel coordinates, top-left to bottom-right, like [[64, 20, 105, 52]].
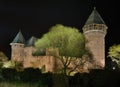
[[84, 31, 105, 68]]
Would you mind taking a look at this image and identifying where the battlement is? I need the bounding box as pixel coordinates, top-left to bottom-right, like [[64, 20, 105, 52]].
[[83, 24, 107, 34]]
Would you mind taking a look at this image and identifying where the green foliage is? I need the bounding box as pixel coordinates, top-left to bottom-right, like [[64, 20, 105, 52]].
[[0, 52, 8, 68], [2, 60, 16, 68], [20, 68, 41, 82], [0, 69, 120, 87], [108, 44, 120, 68], [52, 74, 69, 87], [2, 61, 23, 71], [1, 68, 17, 81], [41, 65, 46, 73], [32, 49, 46, 56], [0, 52, 8, 62], [35, 24, 87, 75], [35, 24, 85, 57], [0, 82, 41, 87], [0, 68, 41, 82]]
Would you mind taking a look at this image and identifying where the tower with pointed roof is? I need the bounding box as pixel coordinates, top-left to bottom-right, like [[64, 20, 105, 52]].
[[82, 7, 108, 69], [10, 30, 25, 62], [24, 36, 37, 56]]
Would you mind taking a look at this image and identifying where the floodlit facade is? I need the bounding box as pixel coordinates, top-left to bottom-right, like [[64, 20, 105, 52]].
[[10, 8, 107, 73]]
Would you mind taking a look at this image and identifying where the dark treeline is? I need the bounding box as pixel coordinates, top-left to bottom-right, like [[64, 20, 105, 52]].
[[0, 68, 120, 87]]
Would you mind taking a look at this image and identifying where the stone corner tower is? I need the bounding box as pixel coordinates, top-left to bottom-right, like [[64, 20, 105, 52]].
[[10, 30, 25, 62], [82, 7, 108, 69]]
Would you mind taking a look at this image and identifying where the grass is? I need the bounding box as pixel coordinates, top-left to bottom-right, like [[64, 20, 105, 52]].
[[0, 81, 43, 87]]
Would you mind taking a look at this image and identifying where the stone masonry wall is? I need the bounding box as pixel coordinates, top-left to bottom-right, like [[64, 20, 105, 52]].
[[85, 31, 105, 69]]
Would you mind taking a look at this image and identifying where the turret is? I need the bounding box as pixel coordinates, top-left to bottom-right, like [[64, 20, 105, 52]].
[[23, 36, 38, 68], [10, 30, 25, 62], [24, 36, 37, 56], [82, 7, 108, 69]]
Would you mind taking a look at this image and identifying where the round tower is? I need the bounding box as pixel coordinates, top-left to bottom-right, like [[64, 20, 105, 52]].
[[10, 30, 25, 62], [82, 7, 108, 69], [23, 36, 37, 68]]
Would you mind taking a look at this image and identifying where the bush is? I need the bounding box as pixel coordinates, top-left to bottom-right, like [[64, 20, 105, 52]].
[[19, 68, 41, 82], [1, 68, 17, 81], [0, 69, 120, 87], [40, 72, 53, 86]]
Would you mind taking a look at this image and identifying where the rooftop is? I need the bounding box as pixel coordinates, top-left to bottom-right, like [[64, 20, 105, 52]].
[[12, 30, 25, 44], [85, 7, 105, 25]]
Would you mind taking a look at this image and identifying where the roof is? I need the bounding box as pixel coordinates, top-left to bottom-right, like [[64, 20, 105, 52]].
[[85, 7, 105, 25], [12, 30, 25, 43], [26, 36, 37, 46]]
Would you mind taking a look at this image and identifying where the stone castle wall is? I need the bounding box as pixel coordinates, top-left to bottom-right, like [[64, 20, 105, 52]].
[[10, 35, 106, 73], [10, 44, 58, 72], [23, 47, 58, 72], [11, 45, 90, 73]]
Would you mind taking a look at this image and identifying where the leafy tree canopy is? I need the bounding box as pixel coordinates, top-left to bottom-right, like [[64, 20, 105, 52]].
[[35, 24, 85, 58], [108, 44, 120, 68], [0, 51, 8, 68], [0, 51, 8, 62]]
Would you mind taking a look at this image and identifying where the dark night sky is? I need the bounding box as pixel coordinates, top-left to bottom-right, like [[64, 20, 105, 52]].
[[0, 0, 119, 58]]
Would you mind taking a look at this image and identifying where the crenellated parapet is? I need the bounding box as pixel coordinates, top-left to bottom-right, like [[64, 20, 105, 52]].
[[83, 23, 107, 35]]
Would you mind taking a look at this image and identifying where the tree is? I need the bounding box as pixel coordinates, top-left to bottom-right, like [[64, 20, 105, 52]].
[[3, 60, 23, 71], [35, 24, 87, 74], [0, 52, 8, 68], [108, 44, 120, 69]]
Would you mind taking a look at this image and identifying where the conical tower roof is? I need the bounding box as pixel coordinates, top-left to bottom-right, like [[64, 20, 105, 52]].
[[12, 30, 25, 43], [26, 36, 37, 46], [85, 7, 105, 24]]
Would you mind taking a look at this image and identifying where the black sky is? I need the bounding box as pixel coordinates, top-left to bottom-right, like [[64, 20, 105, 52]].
[[0, 0, 119, 58]]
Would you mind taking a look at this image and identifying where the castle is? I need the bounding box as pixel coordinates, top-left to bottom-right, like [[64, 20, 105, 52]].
[[10, 8, 108, 73]]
